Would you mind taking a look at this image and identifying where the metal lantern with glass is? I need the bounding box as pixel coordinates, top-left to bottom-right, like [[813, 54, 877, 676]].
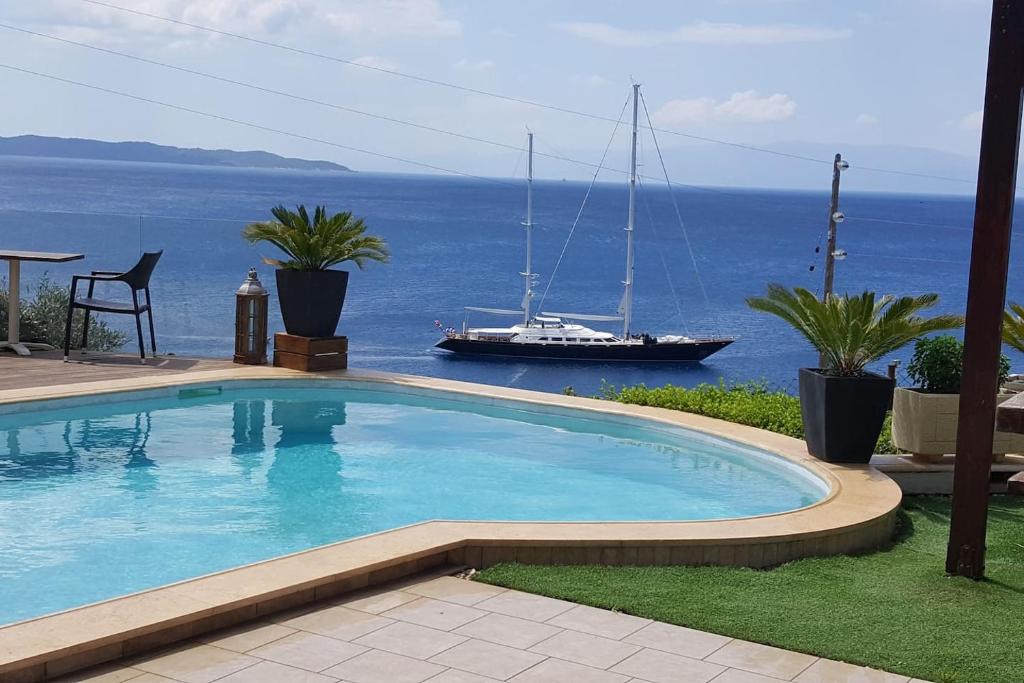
[[234, 268, 269, 365]]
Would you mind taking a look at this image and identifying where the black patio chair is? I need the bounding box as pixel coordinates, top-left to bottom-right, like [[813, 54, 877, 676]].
[[63, 251, 163, 362]]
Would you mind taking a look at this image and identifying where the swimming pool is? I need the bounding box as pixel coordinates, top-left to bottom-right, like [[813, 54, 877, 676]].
[[0, 383, 827, 625]]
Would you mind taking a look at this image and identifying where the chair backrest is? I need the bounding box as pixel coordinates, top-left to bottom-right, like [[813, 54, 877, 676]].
[[119, 251, 163, 290]]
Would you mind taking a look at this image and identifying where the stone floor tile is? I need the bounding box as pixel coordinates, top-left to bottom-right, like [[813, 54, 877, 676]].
[[707, 640, 817, 680], [529, 630, 640, 669], [453, 613, 563, 650], [610, 648, 727, 683], [622, 621, 732, 660], [382, 597, 487, 631], [546, 604, 651, 640], [473, 591, 575, 623], [200, 622, 297, 653], [248, 631, 367, 672], [124, 676, 180, 683], [510, 658, 631, 683], [794, 659, 911, 683], [354, 621, 467, 659], [322, 649, 446, 683], [340, 589, 421, 615], [406, 577, 507, 607], [429, 639, 546, 680], [281, 605, 394, 641], [132, 644, 259, 683], [424, 670, 501, 682], [710, 669, 792, 683], [53, 666, 146, 682], [216, 660, 339, 683]]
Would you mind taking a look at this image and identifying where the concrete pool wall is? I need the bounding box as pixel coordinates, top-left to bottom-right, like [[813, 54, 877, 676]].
[[0, 367, 902, 682]]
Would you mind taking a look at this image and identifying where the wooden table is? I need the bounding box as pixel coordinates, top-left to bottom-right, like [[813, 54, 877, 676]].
[[0, 250, 85, 356]]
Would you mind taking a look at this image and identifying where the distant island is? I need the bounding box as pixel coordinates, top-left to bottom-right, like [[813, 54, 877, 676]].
[[0, 135, 353, 172]]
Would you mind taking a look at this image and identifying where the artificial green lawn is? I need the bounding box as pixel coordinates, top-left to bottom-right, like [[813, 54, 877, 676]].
[[476, 496, 1024, 683]]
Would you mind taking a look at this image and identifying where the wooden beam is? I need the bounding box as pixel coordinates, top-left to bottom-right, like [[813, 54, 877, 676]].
[[946, 0, 1024, 579]]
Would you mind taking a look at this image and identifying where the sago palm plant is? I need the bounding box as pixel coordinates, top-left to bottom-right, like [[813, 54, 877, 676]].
[[1002, 302, 1024, 353], [243, 204, 389, 271], [746, 284, 964, 376]]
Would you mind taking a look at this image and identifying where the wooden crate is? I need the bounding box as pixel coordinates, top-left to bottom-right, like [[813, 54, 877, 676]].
[[273, 333, 348, 371]]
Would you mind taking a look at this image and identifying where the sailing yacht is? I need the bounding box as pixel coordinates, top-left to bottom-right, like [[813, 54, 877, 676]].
[[435, 85, 735, 362]]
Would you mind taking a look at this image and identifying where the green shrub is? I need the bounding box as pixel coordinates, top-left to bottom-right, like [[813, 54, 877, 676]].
[[906, 335, 1010, 393], [0, 276, 127, 351], [603, 381, 896, 454]]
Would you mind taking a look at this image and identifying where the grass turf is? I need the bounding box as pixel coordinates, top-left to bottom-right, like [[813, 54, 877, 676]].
[[476, 496, 1024, 683]]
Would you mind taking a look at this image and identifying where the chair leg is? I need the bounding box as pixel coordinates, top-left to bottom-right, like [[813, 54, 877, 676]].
[[145, 288, 156, 355], [63, 283, 77, 362], [132, 291, 145, 362], [81, 310, 91, 352]]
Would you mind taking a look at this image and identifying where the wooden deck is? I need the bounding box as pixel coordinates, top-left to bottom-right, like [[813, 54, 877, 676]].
[[0, 350, 233, 391]]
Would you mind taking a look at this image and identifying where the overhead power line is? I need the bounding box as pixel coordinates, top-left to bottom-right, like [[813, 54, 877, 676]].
[[76, 0, 975, 185]]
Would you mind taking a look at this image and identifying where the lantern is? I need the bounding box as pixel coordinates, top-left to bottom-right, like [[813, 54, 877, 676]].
[[234, 267, 269, 365]]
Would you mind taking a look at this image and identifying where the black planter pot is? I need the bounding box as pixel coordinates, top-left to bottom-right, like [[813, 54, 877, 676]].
[[798, 368, 895, 464], [275, 269, 349, 338]]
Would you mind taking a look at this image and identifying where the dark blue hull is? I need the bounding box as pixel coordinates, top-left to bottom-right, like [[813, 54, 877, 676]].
[[435, 337, 733, 362]]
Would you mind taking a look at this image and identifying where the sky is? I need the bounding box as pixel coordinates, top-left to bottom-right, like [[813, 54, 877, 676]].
[[0, 0, 1013, 194]]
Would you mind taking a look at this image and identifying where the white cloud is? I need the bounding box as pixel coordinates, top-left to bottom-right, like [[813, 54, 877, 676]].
[[652, 91, 797, 125], [960, 110, 983, 130], [326, 0, 461, 38], [351, 55, 401, 71], [553, 20, 851, 47], [574, 74, 610, 88], [855, 113, 878, 125], [453, 59, 495, 71]]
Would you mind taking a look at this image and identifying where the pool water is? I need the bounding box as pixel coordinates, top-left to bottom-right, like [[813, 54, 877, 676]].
[[0, 385, 826, 625]]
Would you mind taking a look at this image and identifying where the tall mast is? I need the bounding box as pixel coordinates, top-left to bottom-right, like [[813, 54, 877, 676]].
[[522, 132, 535, 324], [622, 83, 639, 339]]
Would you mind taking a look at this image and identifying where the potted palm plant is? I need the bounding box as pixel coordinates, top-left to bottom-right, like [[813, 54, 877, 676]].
[[892, 335, 1015, 461], [243, 205, 389, 338], [747, 285, 962, 463]]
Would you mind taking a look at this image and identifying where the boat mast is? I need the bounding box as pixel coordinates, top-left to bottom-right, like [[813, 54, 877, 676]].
[[622, 84, 639, 339], [522, 132, 535, 324]]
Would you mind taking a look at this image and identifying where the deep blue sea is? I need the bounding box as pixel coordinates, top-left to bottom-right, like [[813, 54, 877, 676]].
[[1, 155, 1021, 394]]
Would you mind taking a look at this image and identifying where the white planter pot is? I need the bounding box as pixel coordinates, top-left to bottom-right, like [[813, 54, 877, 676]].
[[891, 387, 1024, 461]]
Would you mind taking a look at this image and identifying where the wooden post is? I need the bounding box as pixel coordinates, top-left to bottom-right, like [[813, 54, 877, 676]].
[[946, 0, 1024, 579], [819, 153, 844, 367]]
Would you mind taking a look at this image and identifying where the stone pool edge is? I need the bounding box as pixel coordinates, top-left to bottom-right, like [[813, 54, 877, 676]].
[[0, 366, 902, 682]]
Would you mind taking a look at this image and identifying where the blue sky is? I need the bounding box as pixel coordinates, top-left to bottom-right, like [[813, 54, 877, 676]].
[[0, 0, 1010, 193]]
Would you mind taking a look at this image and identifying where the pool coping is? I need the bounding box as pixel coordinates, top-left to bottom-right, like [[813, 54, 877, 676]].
[[0, 366, 902, 682]]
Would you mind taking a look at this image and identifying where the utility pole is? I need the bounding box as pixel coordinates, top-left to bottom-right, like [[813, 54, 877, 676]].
[[819, 153, 847, 367], [946, 0, 1023, 580]]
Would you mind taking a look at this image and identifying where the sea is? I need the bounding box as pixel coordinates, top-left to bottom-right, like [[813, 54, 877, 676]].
[[1, 155, 1021, 395]]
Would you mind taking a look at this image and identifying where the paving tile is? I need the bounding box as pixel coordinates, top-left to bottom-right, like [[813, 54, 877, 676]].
[[473, 591, 575, 623], [510, 658, 631, 683], [354, 621, 467, 659], [200, 622, 297, 652], [429, 639, 546, 680], [795, 658, 911, 683], [282, 604, 394, 641], [710, 669, 792, 683], [546, 604, 651, 640], [248, 631, 367, 672], [124, 676, 180, 683], [132, 644, 259, 683], [54, 667, 146, 682], [216, 660, 339, 683], [529, 630, 640, 669], [423, 671, 501, 682], [382, 597, 487, 631], [406, 577, 507, 606], [707, 640, 817, 680], [340, 589, 421, 614], [323, 649, 446, 683], [453, 613, 563, 649], [610, 648, 726, 683], [623, 621, 732, 660]]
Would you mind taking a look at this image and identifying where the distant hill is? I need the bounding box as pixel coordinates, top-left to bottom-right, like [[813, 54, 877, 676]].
[[0, 135, 353, 172]]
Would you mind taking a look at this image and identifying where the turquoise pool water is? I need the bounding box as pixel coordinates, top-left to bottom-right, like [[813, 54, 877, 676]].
[[0, 384, 826, 625]]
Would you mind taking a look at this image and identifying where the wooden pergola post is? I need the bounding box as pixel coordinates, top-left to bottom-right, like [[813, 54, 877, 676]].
[[946, 0, 1024, 579]]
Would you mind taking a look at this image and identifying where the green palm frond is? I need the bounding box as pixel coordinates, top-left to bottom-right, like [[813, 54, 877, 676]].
[[1003, 302, 1024, 353], [243, 204, 390, 271], [746, 284, 964, 376]]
